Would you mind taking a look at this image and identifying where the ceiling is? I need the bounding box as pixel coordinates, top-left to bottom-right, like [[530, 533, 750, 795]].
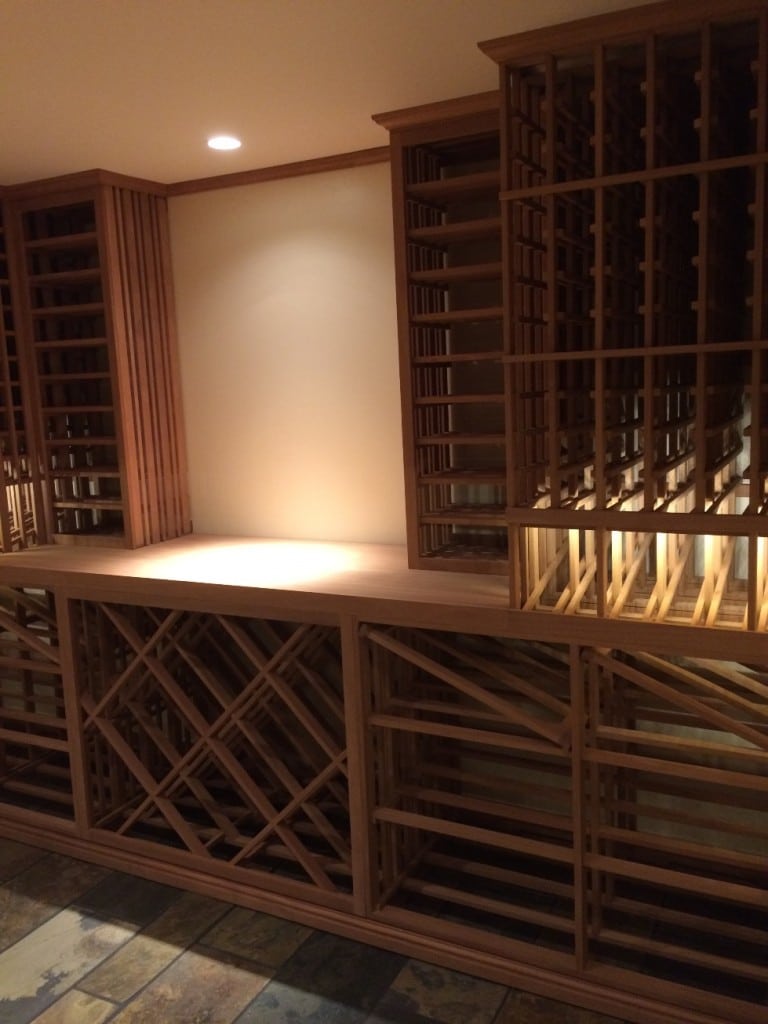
[[1, 0, 655, 188]]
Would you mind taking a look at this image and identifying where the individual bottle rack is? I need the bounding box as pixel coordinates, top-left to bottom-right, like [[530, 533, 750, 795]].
[[22, 199, 123, 539], [375, 96, 508, 572]]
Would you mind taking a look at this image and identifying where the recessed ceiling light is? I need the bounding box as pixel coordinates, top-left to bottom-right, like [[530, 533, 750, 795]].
[[207, 135, 242, 151]]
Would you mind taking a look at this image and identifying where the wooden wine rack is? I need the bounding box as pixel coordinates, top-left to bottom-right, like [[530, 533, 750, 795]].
[[2, 172, 190, 548], [380, 0, 768, 631], [73, 602, 352, 898], [0, 537, 763, 1024], [478, 0, 768, 620], [374, 94, 508, 572]]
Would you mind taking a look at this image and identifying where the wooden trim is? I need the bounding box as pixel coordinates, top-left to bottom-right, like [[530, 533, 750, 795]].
[[372, 91, 499, 132], [479, 0, 767, 65], [2, 169, 167, 201], [166, 146, 390, 197]]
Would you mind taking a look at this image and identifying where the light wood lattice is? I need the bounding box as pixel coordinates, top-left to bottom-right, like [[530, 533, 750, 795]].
[[75, 602, 352, 898]]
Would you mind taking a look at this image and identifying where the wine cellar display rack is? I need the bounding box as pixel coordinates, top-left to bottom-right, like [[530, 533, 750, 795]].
[[1, 4, 766, 1024], [380, 0, 768, 633], [0, 171, 190, 548], [480, 0, 768, 623], [0, 538, 764, 1024]]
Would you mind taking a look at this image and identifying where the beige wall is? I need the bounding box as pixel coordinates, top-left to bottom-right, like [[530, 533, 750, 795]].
[[168, 161, 407, 544]]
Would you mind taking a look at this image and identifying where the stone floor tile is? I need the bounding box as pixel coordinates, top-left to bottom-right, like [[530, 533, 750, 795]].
[[27, 988, 117, 1024], [144, 889, 230, 946], [493, 989, 628, 1024], [0, 906, 133, 1023], [106, 945, 270, 1024], [73, 871, 180, 929], [370, 960, 506, 1024], [0, 853, 110, 953], [81, 890, 231, 1002], [236, 931, 405, 1023], [0, 838, 48, 883], [199, 905, 312, 970]]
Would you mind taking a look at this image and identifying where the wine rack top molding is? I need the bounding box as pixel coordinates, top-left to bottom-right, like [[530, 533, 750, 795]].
[[1, 168, 170, 201], [478, 0, 766, 64]]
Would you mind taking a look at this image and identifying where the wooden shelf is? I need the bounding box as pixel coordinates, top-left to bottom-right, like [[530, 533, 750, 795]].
[[23, 230, 98, 250], [410, 261, 503, 284], [411, 305, 504, 325], [406, 169, 501, 200], [408, 216, 502, 244]]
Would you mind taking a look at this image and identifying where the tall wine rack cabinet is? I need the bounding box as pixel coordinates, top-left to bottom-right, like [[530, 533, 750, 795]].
[[374, 93, 506, 573], [1, 171, 190, 548], [379, 0, 768, 635], [481, 0, 768, 627]]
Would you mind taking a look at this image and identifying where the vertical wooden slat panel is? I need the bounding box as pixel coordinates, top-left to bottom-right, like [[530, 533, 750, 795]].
[[99, 185, 140, 545], [130, 189, 161, 544], [151, 193, 191, 536], [144, 195, 173, 538]]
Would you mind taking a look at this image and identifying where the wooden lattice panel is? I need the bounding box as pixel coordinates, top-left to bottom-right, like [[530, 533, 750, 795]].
[[0, 587, 69, 817], [579, 647, 768, 1013], [517, 524, 760, 628], [74, 601, 352, 899]]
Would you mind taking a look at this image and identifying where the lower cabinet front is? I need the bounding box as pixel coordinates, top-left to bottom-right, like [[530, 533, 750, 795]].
[[0, 587, 765, 1024]]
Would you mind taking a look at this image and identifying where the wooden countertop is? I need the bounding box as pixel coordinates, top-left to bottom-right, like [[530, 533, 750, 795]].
[[1, 534, 763, 658], [0, 535, 511, 632]]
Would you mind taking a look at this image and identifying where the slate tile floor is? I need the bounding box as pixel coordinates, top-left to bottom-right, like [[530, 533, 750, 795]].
[[0, 837, 630, 1024]]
